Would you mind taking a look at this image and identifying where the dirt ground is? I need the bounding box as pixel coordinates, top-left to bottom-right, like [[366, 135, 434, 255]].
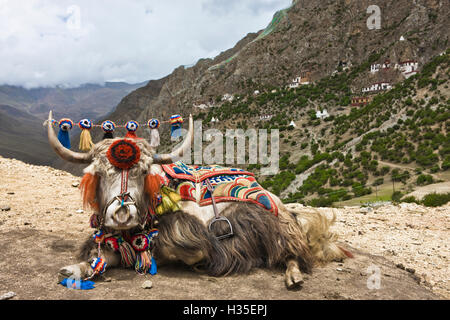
[[0, 156, 448, 300]]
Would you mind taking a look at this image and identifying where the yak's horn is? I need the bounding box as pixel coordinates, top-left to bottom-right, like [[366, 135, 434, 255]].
[[47, 111, 93, 164], [153, 114, 193, 164]]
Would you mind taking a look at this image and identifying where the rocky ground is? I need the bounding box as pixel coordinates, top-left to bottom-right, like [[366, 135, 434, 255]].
[[308, 203, 449, 298], [0, 155, 448, 300]]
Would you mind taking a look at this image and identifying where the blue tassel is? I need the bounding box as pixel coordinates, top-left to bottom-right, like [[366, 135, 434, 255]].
[[149, 256, 157, 275], [59, 278, 95, 290], [57, 119, 73, 149], [171, 123, 182, 138], [170, 115, 183, 139], [58, 129, 71, 149]]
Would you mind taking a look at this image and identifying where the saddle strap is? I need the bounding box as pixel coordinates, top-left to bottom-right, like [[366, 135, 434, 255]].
[[205, 178, 233, 240], [205, 179, 219, 219]]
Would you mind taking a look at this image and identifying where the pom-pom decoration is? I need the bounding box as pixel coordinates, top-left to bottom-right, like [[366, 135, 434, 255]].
[[78, 118, 94, 151], [90, 257, 107, 275], [92, 230, 105, 244], [102, 120, 116, 140], [105, 236, 119, 252], [78, 118, 92, 130], [170, 115, 183, 138], [125, 120, 139, 139], [89, 214, 99, 229], [148, 228, 159, 241], [130, 234, 150, 252], [106, 139, 141, 170], [147, 118, 160, 148], [58, 118, 73, 149]]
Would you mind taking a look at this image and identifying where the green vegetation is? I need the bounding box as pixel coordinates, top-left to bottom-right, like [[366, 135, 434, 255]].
[[421, 192, 450, 207], [399, 193, 450, 207], [199, 50, 450, 207]]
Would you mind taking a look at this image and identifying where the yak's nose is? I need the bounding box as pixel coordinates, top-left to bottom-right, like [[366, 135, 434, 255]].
[[112, 205, 131, 225]]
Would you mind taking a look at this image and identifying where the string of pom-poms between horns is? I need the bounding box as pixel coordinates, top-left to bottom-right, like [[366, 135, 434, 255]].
[[45, 115, 185, 151]]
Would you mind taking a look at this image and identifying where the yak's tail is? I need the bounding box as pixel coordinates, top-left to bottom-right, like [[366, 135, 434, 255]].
[[284, 204, 352, 263]]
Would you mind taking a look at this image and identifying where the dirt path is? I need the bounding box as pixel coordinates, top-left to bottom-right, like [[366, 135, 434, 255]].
[[0, 156, 447, 300], [405, 181, 450, 200], [282, 111, 408, 198]]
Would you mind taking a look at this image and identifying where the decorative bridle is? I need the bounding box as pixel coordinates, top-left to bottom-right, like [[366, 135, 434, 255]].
[[87, 138, 159, 280]]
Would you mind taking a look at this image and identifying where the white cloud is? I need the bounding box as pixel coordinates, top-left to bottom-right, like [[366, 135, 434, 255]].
[[0, 0, 292, 88]]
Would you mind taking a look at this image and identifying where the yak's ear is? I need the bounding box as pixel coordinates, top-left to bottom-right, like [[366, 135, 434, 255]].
[[144, 174, 161, 206], [79, 173, 99, 211]]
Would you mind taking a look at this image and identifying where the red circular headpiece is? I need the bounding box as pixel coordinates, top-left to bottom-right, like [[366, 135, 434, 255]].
[[107, 139, 141, 169]]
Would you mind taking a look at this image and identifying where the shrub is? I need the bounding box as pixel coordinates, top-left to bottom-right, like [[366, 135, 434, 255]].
[[401, 196, 418, 204], [421, 193, 450, 207], [391, 191, 404, 202], [373, 177, 384, 186], [416, 174, 434, 186], [309, 196, 333, 207]]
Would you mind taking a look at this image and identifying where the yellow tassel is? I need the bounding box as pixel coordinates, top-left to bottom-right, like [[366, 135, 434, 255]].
[[162, 186, 181, 203], [79, 129, 94, 151], [156, 186, 181, 215]]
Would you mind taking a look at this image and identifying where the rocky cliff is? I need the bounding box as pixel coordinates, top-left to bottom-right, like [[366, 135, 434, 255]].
[[103, 0, 449, 134]]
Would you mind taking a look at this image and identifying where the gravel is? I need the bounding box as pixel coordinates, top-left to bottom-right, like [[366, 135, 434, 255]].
[[1, 155, 448, 298]]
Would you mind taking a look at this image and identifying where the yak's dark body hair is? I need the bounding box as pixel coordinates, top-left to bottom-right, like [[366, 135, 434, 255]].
[[154, 202, 314, 276], [77, 202, 314, 275]]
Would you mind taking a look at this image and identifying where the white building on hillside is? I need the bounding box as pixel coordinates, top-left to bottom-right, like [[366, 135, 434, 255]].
[[288, 72, 311, 88], [362, 82, 392, 93], [193, 103, 210, 110], [370, 59, 391, 74], [260, 115, 273, 121], [289, 120, 297, 127], [395, 60, 419, 79], [221, 93, 234, 102], [316, 109, 329, 119]]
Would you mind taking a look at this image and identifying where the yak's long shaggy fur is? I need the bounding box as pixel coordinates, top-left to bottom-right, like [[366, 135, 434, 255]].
[[153, 202, 314, 276], [285, 204, 350, 263]]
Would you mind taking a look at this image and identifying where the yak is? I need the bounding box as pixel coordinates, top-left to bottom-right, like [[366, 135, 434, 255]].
[[47, 111, 351, 289]]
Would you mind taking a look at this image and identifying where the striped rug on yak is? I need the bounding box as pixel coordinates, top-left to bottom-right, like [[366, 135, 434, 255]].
[[161, 162, 278, 216]]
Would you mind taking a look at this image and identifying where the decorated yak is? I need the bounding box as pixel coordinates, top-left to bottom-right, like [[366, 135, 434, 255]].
[[47, 111, 352, 289]]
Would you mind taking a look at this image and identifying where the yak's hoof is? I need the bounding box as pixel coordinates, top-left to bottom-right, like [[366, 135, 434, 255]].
[[285, 267, 304, 289], [58, 263, 92, 282]]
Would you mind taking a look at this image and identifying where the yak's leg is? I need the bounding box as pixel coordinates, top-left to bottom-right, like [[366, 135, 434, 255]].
[[152, 211, 211, 270], [155, 246, 205, 267], [58, 241, 120, 282], [285, 259, 304, 289]]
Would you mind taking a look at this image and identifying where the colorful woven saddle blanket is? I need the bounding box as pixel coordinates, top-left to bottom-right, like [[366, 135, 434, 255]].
[[161, 162, 278, 216]]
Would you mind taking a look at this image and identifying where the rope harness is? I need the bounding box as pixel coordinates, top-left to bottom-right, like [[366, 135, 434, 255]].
[[89, 168, 158, 279]]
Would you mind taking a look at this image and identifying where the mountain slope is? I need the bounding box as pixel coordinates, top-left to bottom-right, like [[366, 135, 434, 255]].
[[0, 81, 147, 167], [102, 0, 449, 130], [77, 0, 449, 205], [0, 105, 53, 165], [0, 81, 148, 121]]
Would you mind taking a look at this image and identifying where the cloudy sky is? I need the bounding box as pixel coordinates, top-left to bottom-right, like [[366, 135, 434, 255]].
[[0, 0, 292, 88]]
